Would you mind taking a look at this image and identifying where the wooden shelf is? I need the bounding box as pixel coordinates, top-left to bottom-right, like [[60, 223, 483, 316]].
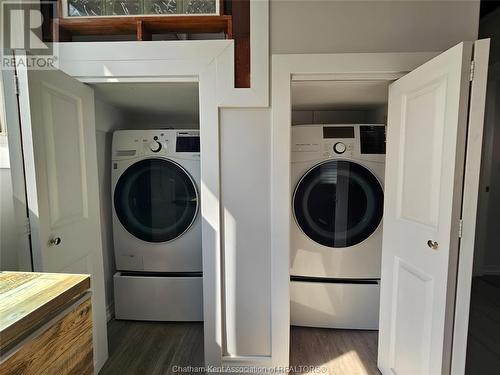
[[50, 15, 233, 41], [44, 1, 249, 87]]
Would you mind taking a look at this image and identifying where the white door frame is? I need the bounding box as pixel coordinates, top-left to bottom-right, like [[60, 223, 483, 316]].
[[54, 1, 269, 367], [270, 51, 444, 368]]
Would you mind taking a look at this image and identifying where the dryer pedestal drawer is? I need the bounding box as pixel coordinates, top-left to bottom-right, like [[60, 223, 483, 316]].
[[290, 280, 380, 330], [114, 272, 203, 321]]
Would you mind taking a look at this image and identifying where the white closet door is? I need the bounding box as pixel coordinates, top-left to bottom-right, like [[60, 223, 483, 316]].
[[16, 57, 108, 372], [378, 41, 489, 375]]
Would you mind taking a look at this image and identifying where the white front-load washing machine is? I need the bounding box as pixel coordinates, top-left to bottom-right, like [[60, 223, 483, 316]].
[[291, 124, 385, 330], [111, 129, 203, 321]]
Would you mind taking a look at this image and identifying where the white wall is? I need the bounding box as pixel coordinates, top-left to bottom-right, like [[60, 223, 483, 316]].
[[0, 137, 31, 272], [0, 139, 18, 270], [94, 99, 125, 313], [0, 171, 17, 269], [0, 77, 18, 271], [219, 0, 480, 357], [220, 108, 271, 356], [271, 0, 480, 54]]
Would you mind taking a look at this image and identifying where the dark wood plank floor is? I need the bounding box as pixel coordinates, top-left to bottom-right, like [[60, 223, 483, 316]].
[[290, 327, 380, 375], [99, 320, 204, 375], [98, 278, 500, 375], [465, 276, 500, 374], [99, 321, 379, 374]]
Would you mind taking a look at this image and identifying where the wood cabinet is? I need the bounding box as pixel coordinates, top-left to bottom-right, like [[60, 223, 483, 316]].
[[0, 272, 93, 375]]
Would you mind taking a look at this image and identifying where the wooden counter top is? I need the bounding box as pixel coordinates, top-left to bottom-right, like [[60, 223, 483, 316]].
[[0, 272, 90, 353]]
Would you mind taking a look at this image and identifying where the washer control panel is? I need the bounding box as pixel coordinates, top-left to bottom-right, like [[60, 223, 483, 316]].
[[149, 136, 162, 153], [143, 133, 169, 156], [112, 129, 200, 161]]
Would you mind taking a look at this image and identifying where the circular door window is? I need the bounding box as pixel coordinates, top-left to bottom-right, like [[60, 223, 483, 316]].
[[114, 158, 198, 243], [293, 160, 383, 248]]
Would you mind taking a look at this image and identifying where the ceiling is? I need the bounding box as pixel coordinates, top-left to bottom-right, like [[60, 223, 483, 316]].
[[91, 82, 199, 118], [291, 80, 390, 110]]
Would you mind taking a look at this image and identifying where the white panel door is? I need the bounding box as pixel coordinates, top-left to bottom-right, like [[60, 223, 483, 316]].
[[16, 58, 108, 372], [378, 42, 488, 375]]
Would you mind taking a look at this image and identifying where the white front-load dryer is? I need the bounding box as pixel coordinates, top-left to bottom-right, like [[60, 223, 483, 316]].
[[290, 124, 386, 330], [111, 129, 203, 321]]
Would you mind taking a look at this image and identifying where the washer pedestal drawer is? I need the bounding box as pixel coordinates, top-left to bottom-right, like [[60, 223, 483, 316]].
[[290, 280, 380, 330], [114, 272, 203, 321]]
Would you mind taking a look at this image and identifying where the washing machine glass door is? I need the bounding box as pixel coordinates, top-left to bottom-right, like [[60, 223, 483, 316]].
[[293, 160, 383, 248], [114, 158, 198, 243]]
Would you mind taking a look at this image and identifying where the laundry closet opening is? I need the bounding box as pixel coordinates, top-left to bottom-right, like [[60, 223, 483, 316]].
[[289, 79, 393, 373], [91, 81, 205, 372]]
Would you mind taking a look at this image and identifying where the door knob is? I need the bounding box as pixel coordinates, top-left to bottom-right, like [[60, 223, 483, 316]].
[[427, 240, 438, 250], [48, 237, 62, 247]]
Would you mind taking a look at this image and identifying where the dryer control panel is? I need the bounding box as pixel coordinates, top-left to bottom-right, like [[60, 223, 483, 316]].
[[322, 126, 356, 158], [291, 124, 386, 164]]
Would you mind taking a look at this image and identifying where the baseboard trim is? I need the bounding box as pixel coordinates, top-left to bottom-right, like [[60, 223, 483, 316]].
[[106, 302, 115, 322]]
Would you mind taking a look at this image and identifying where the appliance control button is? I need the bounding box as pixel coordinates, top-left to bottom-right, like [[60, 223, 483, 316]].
[[150, 140, 162, 153], [333, 142, 346, 154]]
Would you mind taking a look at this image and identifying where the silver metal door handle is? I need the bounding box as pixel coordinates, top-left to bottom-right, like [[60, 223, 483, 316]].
[[427, 240, 438, 250], [49, 237, 62, 246]]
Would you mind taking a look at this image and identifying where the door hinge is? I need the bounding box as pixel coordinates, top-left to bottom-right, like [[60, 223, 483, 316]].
[[13, 74, 20, 95], [458, 219, 464, 239], [24, 217, 31, 236], [469, 60, 475, 82]]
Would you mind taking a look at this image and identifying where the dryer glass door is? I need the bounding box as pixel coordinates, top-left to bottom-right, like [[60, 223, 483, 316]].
[[293, 160, 383, 248], [114, 158, 198, 243]]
